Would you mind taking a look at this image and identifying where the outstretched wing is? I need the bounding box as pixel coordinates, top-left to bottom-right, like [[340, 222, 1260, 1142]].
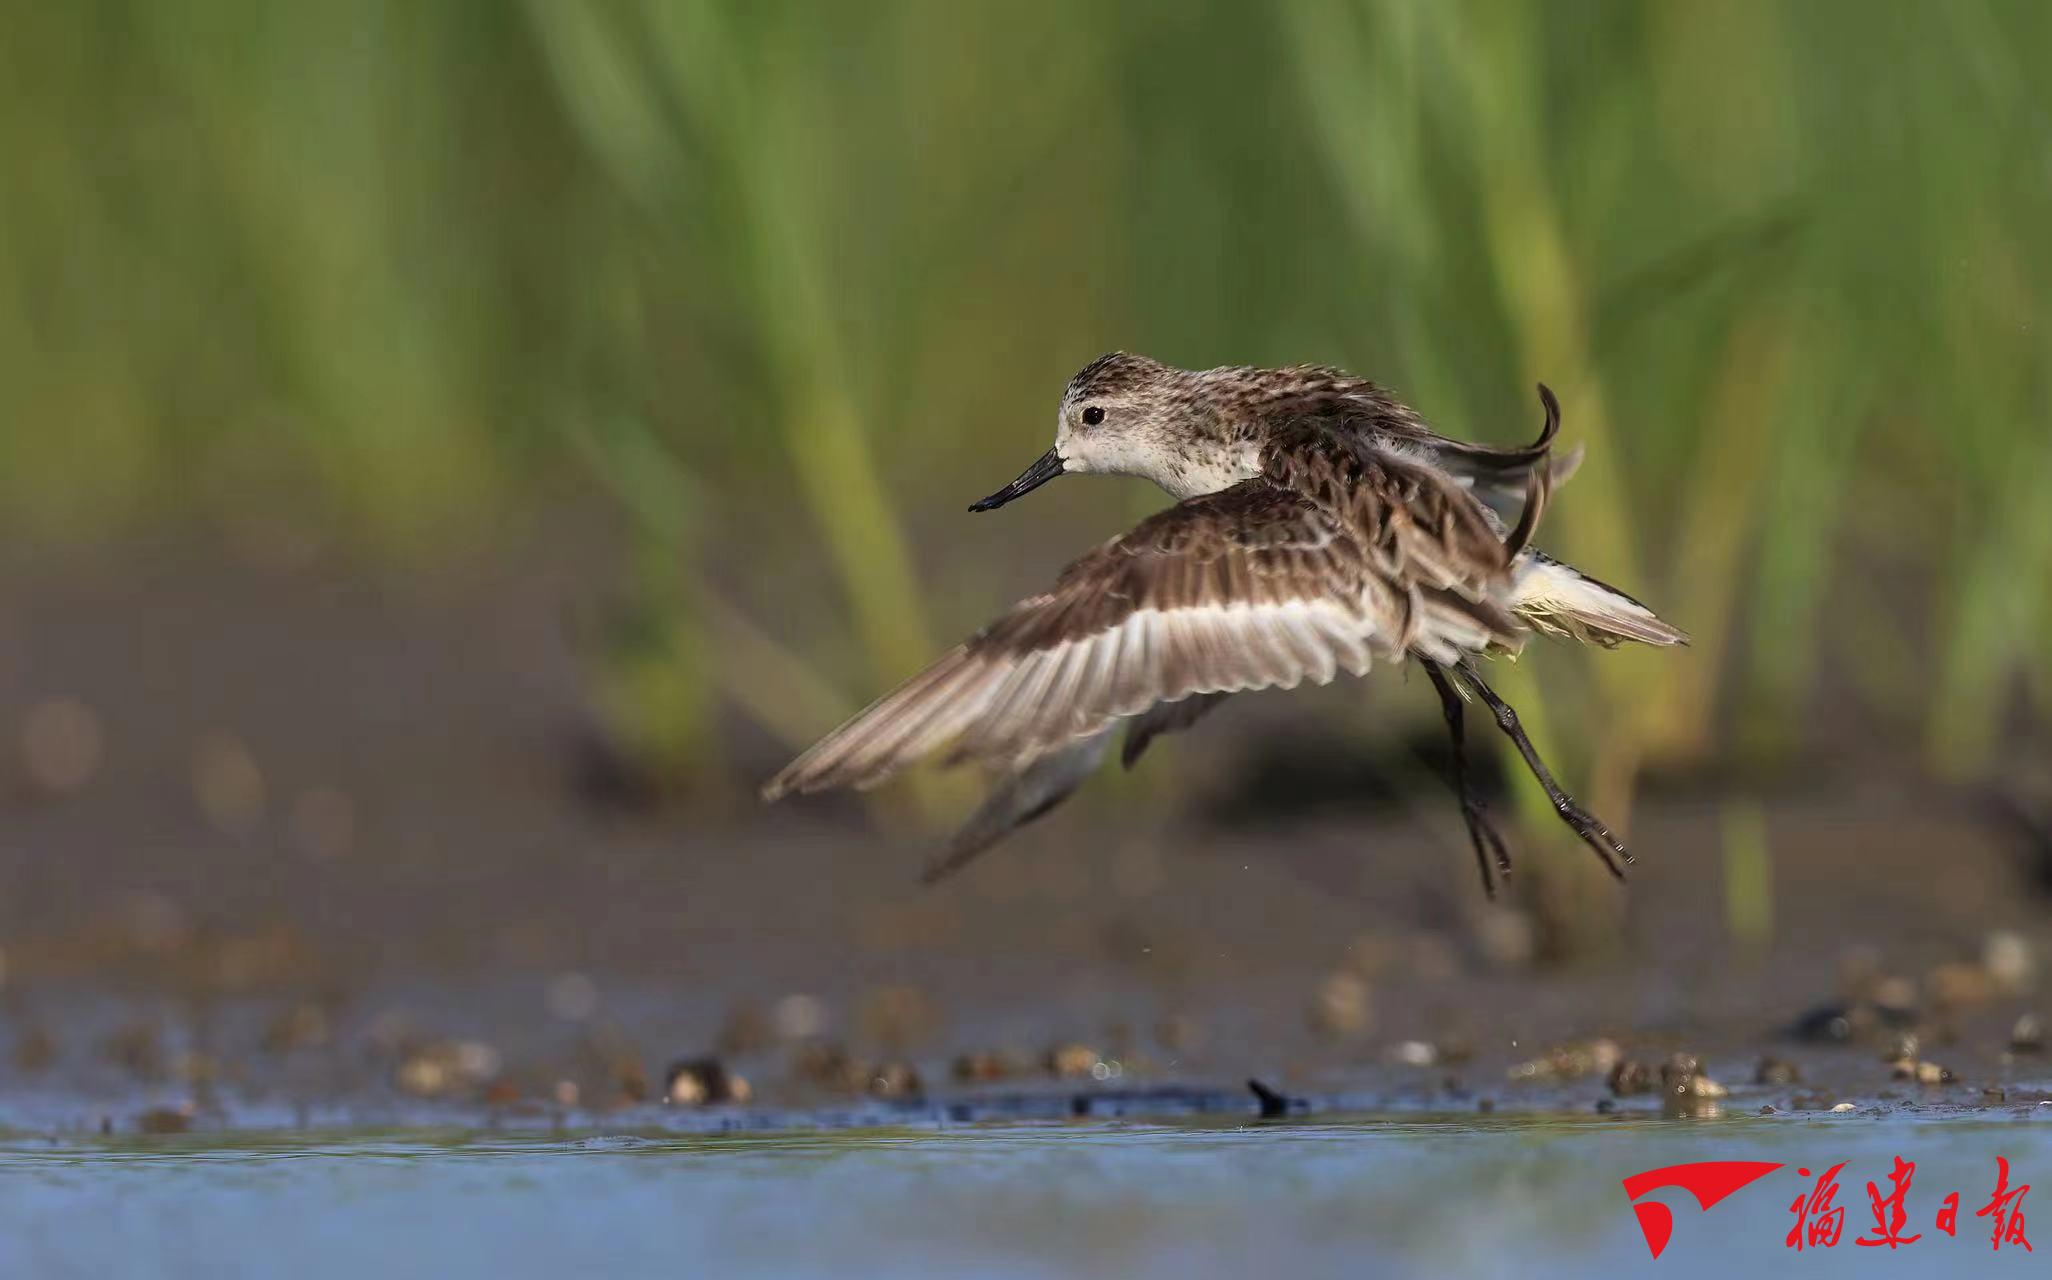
[[763, 463, 1521, 801]]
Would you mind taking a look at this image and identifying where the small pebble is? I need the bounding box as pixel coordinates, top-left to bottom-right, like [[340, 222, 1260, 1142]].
[[663, 1076, 706, 1107], [1659, 1052, 1700, 1091], [867, 1061, 922, 1099], [1390, 1040, 1437, 1067], [2011, 1013, 2044, 1054], [1608, 1060, 1655, 1096], [1658, 1053, 1727, 1115], [1512, 1039, 1621, 1082], [793, 1042, 868, 1093], [1830, 1102, 1857, 1113], [665, 1057, 750, 1106], [1044, 1043, 1104, 1079]]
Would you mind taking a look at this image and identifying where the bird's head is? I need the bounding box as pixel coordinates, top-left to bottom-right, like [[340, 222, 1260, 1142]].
[[970, 353, 1249, 511]]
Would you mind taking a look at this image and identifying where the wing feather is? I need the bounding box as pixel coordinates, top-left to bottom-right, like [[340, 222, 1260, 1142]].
[[764, 449, 1528, 800]]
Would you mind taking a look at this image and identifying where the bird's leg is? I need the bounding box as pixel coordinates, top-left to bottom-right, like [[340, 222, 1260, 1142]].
[[1420, 659, 1511, 897], [1454, 660, 1632, 880]]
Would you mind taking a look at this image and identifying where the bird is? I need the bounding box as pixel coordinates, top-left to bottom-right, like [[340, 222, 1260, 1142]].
[[762, 352, 1686, 896]]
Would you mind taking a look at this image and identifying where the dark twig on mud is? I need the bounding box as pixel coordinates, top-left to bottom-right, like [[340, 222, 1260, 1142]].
[[1247, 1078, 1293, 1119]]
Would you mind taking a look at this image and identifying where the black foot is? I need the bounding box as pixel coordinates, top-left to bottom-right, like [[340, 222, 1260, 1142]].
[[1455, 660, 1633, 882], [1459, 797, 1515, 897], [1423, 659, 1515, 897]]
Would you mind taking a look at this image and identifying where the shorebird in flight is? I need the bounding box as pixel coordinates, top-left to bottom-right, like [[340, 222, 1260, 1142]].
[[763, 353, 1685, 896]]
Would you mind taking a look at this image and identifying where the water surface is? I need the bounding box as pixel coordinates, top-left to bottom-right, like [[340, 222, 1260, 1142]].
[[6, 1110, 2047, 1278]]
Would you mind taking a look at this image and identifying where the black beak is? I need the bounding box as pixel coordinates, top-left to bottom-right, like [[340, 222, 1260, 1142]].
[[968, 447, 1065, 512]]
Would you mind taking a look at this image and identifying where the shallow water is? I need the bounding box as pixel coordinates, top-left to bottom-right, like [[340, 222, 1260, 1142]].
[[5, 1111, 2048, 1278]]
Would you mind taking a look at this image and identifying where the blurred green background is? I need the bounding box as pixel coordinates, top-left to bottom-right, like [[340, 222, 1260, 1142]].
[[4, 0, 2049, 827]]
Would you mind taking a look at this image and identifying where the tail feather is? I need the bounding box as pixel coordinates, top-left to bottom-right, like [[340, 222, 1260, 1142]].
[[1511, 553, 1688, 648], [1443, 442, 1585, 521]]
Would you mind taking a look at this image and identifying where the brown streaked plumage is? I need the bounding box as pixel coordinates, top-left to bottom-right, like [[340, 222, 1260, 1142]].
[[763, 353, 1686, 895]]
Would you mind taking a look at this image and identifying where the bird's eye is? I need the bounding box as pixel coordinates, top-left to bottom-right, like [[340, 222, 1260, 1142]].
[[1081, 406, 1105, 426]]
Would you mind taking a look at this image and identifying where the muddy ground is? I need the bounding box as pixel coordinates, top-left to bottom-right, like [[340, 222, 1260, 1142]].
[[1, 527, 2049, 1132]]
